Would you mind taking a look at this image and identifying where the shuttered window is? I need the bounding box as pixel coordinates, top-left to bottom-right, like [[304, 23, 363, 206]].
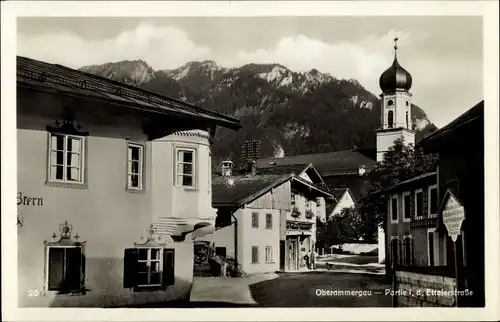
[[47, 246, 83, 293], [252, 212, 259, 228], [403, 193, 411, 220], [415, 189, 424, 218], [265, 246, 273, 263], [265, 213, 272, 229], [402, 236, 413, 266], [391, 195, 398, 222], [123, 248, 175, 290], [428, 185, 438, 217], [251, 246, 259, 263]]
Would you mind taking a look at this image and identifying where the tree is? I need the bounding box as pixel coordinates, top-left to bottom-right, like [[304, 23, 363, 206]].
[[356, 136, 439, 234], [316, 207, 363, 248]]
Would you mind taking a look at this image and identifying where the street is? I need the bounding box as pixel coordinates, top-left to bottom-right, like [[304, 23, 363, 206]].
[[249, 271, 391, 307]]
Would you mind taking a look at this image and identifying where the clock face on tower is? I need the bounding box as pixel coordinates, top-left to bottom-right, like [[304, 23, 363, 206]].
[[387, 100, 394, 106]]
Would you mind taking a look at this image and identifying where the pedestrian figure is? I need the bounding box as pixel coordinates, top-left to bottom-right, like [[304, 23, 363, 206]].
[[304, 252, 310, 269], [311, 250, 317, 270]]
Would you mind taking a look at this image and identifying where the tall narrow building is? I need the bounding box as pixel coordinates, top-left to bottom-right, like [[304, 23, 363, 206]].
[[376, 38, 415, 162]]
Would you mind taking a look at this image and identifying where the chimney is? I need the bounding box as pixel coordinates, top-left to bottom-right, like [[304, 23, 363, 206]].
[[221, 160, 233, 177], [247, 160, 257, 175]]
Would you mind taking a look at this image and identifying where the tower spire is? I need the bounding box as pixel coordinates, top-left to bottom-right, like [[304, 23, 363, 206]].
[[393, 37, 399, 58]]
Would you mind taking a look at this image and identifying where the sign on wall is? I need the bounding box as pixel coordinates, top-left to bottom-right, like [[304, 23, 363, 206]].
[[442, 190, 465, 242]]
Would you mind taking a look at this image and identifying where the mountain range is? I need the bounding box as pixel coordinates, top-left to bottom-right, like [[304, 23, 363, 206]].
[[79, 60, 438, 168]]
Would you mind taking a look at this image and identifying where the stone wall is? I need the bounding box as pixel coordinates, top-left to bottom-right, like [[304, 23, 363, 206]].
[[394, 270, 457, 307]]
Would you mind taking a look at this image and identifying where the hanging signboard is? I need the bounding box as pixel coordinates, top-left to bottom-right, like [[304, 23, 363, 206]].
[[442, 190, 465, 242]]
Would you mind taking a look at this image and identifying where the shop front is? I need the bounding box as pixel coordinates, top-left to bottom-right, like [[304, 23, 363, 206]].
[[284, 221, 313, 271]]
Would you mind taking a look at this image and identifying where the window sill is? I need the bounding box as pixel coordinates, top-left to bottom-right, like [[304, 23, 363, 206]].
[[45, 181, 88, 189], [251, 262, 260, 264], [180, 186, 199, 192], [47, 288, 90, 296], [390, 220, 399, 224], [133, 285, 169, 292], [403, 218, 412, 223], [126, 187, 147, 194], [265, 261, 275, 264]]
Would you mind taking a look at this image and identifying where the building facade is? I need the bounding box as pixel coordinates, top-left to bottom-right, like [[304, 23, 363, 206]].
[[16, 56, 240, 307], [326, 187, 356, 219], [382, 101, 484, 307], [204, 163, 331, 274]]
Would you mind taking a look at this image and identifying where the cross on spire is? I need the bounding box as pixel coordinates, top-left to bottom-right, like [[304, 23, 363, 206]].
[[394, 37, 399, 50]]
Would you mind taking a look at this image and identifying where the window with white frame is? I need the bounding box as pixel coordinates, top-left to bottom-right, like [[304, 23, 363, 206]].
[[137, 248, 162, 287], [123, 247, 175, 290], [316, 197, 321, 207], [265, 213, 272, 229], [265, 246, 273, 263], [414, 189, 424, 219], [427, 228, 439, 267], [48, 133, 85, 183], [428, 185, 438, 218], [252, 212, 259, 228], [176, 148, 195, 188], [390, 195, 398, 223], [127, 143, 144, 190], [291, 193, 296, 207], [251, 246, 259, 263], [403, 192, 411, 222]]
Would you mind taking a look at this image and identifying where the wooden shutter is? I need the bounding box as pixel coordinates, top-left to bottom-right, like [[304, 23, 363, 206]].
[[48, 248, 65, 291], [423, 189, 429, 217], [123, 248, 139, 289], [65, 247, 82, 291], [410, 193, 414, 219], [162, 248, 175, 288]]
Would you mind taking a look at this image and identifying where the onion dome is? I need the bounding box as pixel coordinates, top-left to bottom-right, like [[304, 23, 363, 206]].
[[379, 38, 412, 93]]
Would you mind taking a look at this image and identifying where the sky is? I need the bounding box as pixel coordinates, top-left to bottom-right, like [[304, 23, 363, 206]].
[[17, 16, 484, 128]]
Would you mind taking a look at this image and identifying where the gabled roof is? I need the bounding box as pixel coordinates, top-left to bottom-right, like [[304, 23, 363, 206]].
[[212, 174, 291, 208], [331, 187, 350, 201], [255, 163, 329, 191], [365, 172, 437, 199], [16, 56, 241, 131], [327, 187, 356, 211], [212, 172, 332, 208], [256, 149, 376, 177], [419, 100, 483, 145]]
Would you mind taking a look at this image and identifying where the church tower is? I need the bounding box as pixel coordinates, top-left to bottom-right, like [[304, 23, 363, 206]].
[[376, 38, 415, 162]]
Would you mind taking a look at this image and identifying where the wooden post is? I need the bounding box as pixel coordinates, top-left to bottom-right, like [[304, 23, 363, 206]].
[[392, 240, 398, 307], [454, 235, 465, 307]]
